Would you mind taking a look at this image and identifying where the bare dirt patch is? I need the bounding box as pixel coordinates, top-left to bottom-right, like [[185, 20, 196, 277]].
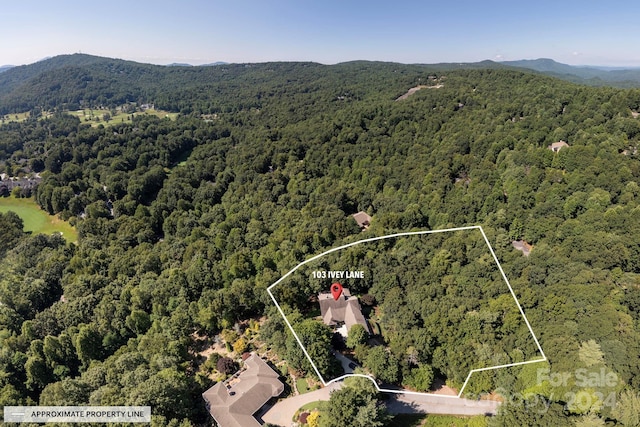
[[191, 332, 232, 359], [396, 84, 444, 101], [431, 378, 458, 396]]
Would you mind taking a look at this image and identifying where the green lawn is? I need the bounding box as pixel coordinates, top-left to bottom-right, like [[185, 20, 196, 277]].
[[69, 108, 178, 127], [291, 406, 487, 426], [297, 378, 310, 394], [387, 414, 426, 427], [297, 400, 323, 413], [1, 111, 54, 124], [0, 196, 77, 243], [293, 400, 323, 422], [388, 414, 488, 427], [1, 112, 30, 123], [1, 109, 178, 128], [424, 414, 488, 427]]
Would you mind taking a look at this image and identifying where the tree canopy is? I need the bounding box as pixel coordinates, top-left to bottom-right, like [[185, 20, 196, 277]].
[[0, 56, 639, 425]]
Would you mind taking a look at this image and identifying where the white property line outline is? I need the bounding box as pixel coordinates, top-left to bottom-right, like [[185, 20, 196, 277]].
[[267, 225, 547, 399]]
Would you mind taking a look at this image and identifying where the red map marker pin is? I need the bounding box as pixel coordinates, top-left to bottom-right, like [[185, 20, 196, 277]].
[[330, 283, 343, 301]]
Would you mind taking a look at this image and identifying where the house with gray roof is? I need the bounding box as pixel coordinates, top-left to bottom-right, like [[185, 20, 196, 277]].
[[318, 288, 371, 337], [202, 353, 284, 427]]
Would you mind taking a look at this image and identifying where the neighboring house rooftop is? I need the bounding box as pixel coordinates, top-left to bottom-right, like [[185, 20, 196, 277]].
[[548, 140, 569, 152], [318, 288, 370, 336], [512, 240, 532, 257], [202, 354, 284, 427], [0, 177, 41, 189], [353, 211, 372, 229]]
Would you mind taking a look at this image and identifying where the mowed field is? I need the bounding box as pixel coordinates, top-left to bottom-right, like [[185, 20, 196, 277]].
[[70, 108, 178, 127], [1, 108, 177, 127], [1, 111, 54, 123], [0, 196, 77, 243]]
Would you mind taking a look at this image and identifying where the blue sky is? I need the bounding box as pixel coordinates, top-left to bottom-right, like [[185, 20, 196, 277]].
[[1, 0, 639, 66]]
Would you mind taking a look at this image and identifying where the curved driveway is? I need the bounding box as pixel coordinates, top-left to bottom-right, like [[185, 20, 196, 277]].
[[261, 380, 497, 426], [261, 382, 343, 426]]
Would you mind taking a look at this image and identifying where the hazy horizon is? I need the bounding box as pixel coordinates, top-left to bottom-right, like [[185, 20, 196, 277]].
[[3, 53, 640, 70]]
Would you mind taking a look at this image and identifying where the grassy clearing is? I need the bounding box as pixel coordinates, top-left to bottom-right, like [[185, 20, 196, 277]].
[[69, 108, 178, 127], [1, 109, 178, 128], [0, 196, 77, 243], [1, 112, 31, 123], [424, 414, 488, 427], [293, 400, 323, 422], [298, 400, 323, 413], [291, 406, 486, 425], [172, 147, 194, 168], [388, 414, 488, 427], [297, 378, 309, 394], [0, 111, 55, 124], [388, 414, 426, 427]]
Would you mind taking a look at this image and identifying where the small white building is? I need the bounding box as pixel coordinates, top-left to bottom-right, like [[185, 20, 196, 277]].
[[353, 211, 372, 229], [548, 140, 569, 152]]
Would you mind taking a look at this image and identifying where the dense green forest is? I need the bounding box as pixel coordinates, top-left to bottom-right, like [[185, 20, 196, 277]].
[[270, 229, 542, 395], [1, 55, 640, 426]]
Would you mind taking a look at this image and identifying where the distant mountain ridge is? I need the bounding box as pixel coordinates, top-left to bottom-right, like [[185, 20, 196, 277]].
[[501, 58, 640, 87], [201, 61, 228, 66], [0, 65, 15, 73], [503, 58, 590, 73]]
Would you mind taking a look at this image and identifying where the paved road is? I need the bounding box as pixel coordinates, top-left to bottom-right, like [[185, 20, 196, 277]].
[[386, 392, 499, 416], [260, 382, 343, 426]]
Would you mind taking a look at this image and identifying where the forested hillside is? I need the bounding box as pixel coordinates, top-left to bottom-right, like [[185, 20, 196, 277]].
[[1, 56, 640, 426], [0, 54, 438, 114]]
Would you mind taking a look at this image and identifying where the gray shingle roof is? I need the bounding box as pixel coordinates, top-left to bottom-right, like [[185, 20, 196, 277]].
[[318, 288, 370, 334], [202, 354, 284, 427]]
